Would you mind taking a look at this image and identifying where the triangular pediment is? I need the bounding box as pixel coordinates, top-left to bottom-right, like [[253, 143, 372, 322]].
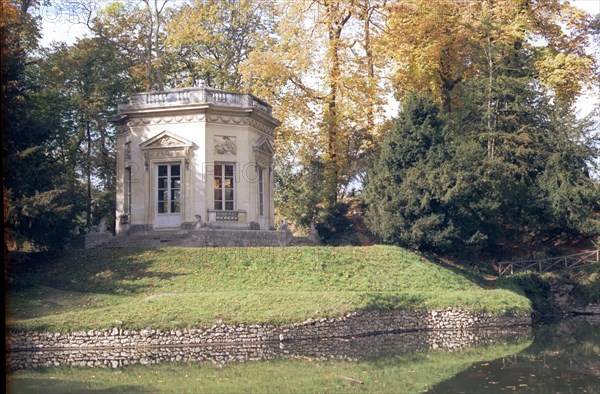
[[140, 131, 193, 149], [252, 136, 274, 155]]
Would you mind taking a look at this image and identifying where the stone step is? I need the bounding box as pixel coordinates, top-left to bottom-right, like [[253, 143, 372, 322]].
[[101, 232, 188, 243], [96, 229, 294, 248]]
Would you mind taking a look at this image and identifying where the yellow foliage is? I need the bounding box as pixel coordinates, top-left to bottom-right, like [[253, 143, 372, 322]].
[[536, 51, 596, 106], [380, 0, 597, 110]]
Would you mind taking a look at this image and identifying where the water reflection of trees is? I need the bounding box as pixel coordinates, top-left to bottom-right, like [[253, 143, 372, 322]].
[[524, 317, 600, 357], [429, 317, 600, 394]]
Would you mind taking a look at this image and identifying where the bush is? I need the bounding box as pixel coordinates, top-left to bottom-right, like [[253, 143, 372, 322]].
[[570, 268, 600, 303], [314, 201, 362, 245], [364, 94, 462, 253], [497, 272, 554, 315]]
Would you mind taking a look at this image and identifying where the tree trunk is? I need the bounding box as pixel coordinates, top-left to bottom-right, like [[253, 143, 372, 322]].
[[364, 1, 375, 136], [86, 121, 92, 230], [486, 34, 495, 159], [324, 1, 351, 205], [439, 48, 456, 113], [327, 23, 340, 205], [153, 0, 165, 91]]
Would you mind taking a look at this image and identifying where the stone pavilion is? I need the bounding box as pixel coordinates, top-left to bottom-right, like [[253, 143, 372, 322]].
[[110, 87, 280, 236]]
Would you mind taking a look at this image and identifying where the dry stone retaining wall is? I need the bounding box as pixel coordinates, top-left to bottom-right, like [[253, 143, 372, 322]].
[[7, 328, 532, 372], [7, 309, 530, 352]]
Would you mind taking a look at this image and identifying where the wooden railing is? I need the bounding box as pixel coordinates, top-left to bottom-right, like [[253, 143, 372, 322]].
[[497, 250, 599, 276]]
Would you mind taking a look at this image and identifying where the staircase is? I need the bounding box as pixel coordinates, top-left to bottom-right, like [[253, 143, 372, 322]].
[[95, 228, 295, 249], [98, 230, 190, 249]]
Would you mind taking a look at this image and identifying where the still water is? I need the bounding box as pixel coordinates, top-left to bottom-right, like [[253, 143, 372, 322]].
[[7, 317, 599, 393]]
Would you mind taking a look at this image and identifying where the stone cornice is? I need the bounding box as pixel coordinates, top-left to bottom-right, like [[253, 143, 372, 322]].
[[112, 105, 279, 138], [115, 103, 279, 125], [248, 118, 276, 138], [128, 113, 206, 127], [208, 114, 276, 138]]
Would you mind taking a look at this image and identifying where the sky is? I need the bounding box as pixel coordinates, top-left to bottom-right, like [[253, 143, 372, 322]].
[[37, 0, 599, 119], [570, 1, 600, 120]]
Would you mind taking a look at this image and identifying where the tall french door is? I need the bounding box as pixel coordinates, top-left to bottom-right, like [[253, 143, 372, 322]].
[[154, 162, 182, 228], [214, 163, 235, 211]]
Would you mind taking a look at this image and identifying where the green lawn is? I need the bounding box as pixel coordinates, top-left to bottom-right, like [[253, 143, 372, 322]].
[[6, 245, 531, 332]]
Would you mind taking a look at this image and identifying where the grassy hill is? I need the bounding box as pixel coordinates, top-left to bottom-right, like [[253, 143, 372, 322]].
[[6, 246, 531, 332]]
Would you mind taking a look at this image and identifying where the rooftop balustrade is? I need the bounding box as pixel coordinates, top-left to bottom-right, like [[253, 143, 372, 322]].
[[118, 87, 272, 116]]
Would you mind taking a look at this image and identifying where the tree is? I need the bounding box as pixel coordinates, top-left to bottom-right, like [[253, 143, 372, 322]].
[[366, 25, 600, 255], [81, 1, 169, 91], [3, 1, 141, 250], [381, 0, 474, 112], [165, 0, 276, 90], [241, 0, 389, 227], [3, 0, 84, 250], [381, 0, 597, 112], [364, 94, 460, 251], [535, 109, 600, 237], [274, 156, 328, 230], [33, 38, 136, 232]]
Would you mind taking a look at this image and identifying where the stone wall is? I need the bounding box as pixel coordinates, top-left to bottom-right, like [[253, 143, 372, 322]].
[[550, 279, 600, 316], [181, 229, 292, 247], [574, 304, 600, 315], [84, 232, 113, 248], [7, 309, 531, 352], [7, 328, 531, 372], [97, 228, 293, 248]]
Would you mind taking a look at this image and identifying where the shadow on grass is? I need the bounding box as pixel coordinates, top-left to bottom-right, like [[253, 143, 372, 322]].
[[7, 248, 184, 296], [10, 378, 147, 394], [493, 272, 556, 316], [361, 292, 428, 311], [423, 253, 492, 288]]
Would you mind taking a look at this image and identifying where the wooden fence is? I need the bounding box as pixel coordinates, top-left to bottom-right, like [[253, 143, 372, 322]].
[[497, 250, 599, 276]]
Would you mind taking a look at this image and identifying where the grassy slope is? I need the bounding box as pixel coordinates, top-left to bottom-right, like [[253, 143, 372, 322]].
[[8, 341, 530, 394], [6, 246, 531, 332]]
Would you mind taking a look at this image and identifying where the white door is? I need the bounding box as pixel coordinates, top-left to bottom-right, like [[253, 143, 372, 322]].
[[155, 163, 182, 228]]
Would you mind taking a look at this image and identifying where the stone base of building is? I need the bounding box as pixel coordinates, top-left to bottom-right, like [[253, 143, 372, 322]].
[[84, 232, 114, 249], [183, 229, 293, 247], [88, 228, 294, 249], [125, 225, 154, 236]]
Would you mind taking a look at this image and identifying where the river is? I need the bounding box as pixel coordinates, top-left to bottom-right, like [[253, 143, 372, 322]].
[[7, 317, 599, 393]]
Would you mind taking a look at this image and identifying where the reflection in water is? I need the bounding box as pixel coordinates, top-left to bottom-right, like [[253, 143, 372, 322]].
[[7, 318, 599, 393], [429, 316, 600, 394], [7, 327, 529, 372]]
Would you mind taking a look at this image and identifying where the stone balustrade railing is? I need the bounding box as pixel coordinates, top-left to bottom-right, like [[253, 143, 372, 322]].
[[119, 87, 272, 116]]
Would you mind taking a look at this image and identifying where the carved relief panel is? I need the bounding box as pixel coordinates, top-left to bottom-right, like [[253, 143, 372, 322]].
[[214, 136, 237, 156]]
